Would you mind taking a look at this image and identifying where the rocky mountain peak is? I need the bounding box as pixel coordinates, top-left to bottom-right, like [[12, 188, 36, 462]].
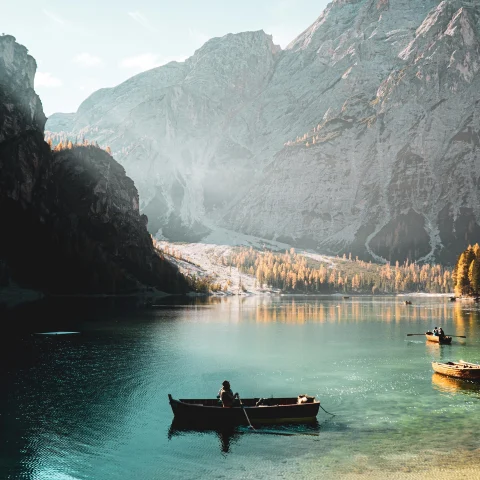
[[45, 1, 480, 264], [0, 34, 46, 140], [191, 30, 280, 56], [183, 30, 280, 102], [0, 35, 36, 89]]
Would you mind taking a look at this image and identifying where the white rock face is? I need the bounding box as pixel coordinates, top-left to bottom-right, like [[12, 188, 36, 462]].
[[48, 31, 280, 240], [46, 0, 480, 263]]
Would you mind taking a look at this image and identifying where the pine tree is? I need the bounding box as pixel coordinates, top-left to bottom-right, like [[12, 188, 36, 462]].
[[455, 247, 475, 296], [464, 247, 475, 295], [469, 258, 480, 296]]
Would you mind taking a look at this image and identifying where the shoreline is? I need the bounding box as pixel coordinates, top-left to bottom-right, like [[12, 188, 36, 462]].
[[1, 288, 459, 309], [0, 285, 174, 310], [337, 466, 480, 480]]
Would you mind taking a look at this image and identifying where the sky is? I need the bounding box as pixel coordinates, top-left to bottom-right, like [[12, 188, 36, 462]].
[[2, 0, 329, 116]]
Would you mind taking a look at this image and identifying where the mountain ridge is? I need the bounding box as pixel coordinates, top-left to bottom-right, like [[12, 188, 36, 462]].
[[45, 0, 480, 264]]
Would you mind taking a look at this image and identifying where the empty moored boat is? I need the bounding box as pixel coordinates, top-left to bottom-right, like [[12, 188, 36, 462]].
[[425, 332, 452, 344], [432, 360, 480, 379], [168, 394, 320, 425]]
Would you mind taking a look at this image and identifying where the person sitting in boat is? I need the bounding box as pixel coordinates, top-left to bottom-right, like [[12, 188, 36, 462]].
[[218, 380, 239, 408], [438, 327, 445, 338], [433, 327, 439, 336]]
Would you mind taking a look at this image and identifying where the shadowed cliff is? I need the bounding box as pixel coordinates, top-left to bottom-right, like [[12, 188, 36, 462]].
[[0, 35, 189, 295]]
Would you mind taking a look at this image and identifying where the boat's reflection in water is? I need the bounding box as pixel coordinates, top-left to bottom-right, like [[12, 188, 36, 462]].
[[425, 341, 453, 361], [168, 418, 321, 453], [431, 373, 480, 397], [167, 419, 240, 453]]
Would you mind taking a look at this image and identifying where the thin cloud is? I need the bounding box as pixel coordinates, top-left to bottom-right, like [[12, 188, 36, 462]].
[[74, 53, 103, 67], [43, 9, 65, 25], [43, 9, 89, 35], [119, 53, 186, 72], [35, 72, 63, 88], [128, 12, 157, 33]]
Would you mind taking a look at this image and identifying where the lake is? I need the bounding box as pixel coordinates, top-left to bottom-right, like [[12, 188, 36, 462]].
[[2, 295, 480, 479]]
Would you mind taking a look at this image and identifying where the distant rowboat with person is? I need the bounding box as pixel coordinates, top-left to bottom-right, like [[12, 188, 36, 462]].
[[425, 332, 452, 344], [406, 331, 466, 344]]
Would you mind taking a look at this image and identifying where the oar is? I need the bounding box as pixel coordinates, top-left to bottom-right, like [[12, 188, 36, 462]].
[[238, 396, 256, 431], [238, 426, 319, 437], [406, 333, 466, 338]]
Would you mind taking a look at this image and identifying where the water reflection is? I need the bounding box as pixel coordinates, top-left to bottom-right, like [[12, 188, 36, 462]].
[[168, 419, 241, 454], [167, 419, 321, 454], [452, 303, 480, 336], [425, 341, 453, 360], [238, 297, 478, 328], [432, 373, 480, 397], [152, 295, 480, 332]]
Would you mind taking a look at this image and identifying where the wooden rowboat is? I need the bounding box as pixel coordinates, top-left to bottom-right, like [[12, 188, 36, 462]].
[[425, 332, 452, 344], [432, 361, 480, 379], [168, 394, 320, 425]]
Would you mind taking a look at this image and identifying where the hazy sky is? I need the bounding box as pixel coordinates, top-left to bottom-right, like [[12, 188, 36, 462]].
[[3, 0, 330, 116]]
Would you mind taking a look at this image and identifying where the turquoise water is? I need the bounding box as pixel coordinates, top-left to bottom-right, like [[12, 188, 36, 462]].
[[1, 296, 480, 479]]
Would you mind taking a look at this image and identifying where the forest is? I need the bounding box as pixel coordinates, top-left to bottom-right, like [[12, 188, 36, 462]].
[[224, 248, 453, 294], [452, 244, 480, 297]]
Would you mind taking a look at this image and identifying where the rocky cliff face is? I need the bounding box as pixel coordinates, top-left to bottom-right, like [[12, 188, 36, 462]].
[[0, 35, 189, 294], [47, 31, 282, 240], [231, 0, 480, 264], [46, 0, 480, 264], [0, 35, 49, 208]]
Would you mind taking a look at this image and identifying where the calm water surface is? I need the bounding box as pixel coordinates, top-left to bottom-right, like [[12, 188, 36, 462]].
[[2, 296, 480, 479]]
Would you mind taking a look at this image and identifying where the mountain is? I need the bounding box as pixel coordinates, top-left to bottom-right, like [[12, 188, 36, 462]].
[[47, 31, 280, 241], [46, 0, 480, 264], [0, 35, 189, 296]]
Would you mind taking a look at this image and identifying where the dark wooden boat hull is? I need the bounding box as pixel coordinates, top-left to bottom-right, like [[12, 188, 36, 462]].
[[168, 395, 320, 425], [425, 333, 452, 344]]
